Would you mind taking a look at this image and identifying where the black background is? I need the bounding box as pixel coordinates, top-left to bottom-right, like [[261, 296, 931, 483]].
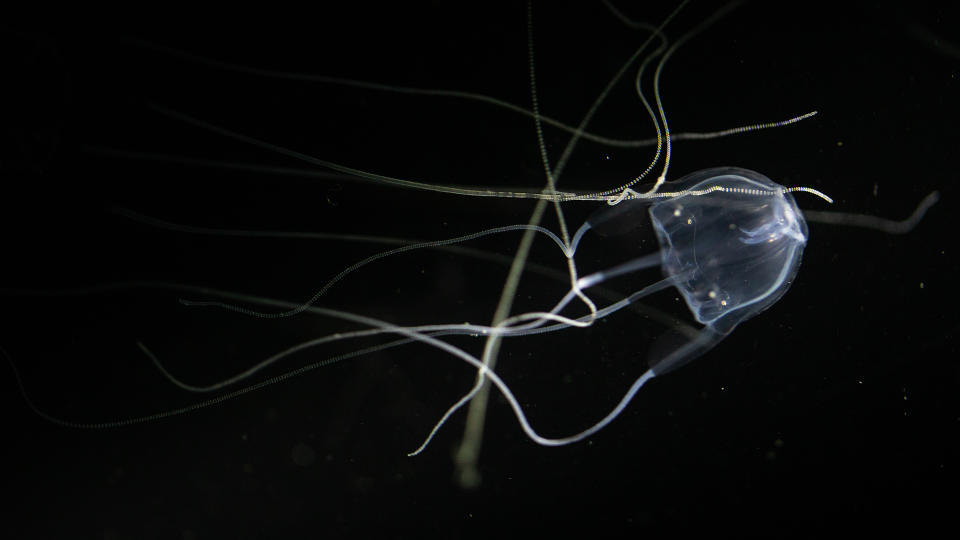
[[2, 1, 957, 537]]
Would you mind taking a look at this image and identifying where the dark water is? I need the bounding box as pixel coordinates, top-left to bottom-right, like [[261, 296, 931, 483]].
[[2, 2, 956, 537]]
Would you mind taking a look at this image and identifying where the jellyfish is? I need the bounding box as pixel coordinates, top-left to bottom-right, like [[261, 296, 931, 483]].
[[1, 2, 939, 492]]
